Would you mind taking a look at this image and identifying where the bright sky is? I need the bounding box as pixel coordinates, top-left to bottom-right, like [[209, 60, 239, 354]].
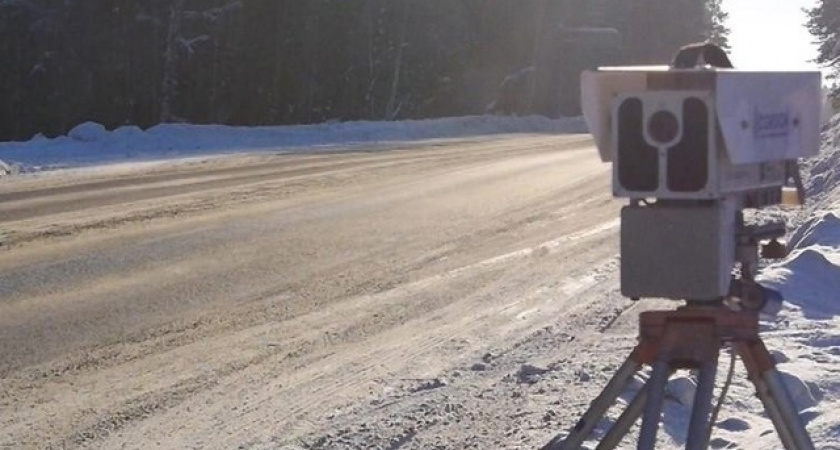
[[725, 0, 822, 72]]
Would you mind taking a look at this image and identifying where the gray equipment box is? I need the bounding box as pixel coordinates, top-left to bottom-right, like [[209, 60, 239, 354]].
[[621, 203, 736, 300]]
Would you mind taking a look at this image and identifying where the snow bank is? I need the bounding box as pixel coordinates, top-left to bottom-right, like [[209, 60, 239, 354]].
[[760, 246, 840, 318], [788, 211, 840, 249], [805, 114, 840, 206], [760, 210, 840, 317], [68, 122, 108, 142], [758, 117, 840, 318], [0, 159, 12, 176], [0, 115, 587, 172]]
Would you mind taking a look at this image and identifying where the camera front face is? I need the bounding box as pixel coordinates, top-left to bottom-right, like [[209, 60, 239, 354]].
[[612, 91, 716, 199]]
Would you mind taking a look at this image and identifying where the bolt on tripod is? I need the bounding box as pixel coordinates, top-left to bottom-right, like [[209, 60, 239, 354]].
[[542, 303, 815, 450]]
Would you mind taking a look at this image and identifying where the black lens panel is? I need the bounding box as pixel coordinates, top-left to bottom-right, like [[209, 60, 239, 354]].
[[617, 98, 659, 192], [666, 98, 709, 192]]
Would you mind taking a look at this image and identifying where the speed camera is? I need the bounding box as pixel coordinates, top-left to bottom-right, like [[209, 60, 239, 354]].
[[548, 47, 822, 450], [580, 64, 822, 301]]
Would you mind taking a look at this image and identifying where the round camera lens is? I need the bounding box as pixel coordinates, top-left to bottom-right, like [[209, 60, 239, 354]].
[[648, 110, 679, 144]]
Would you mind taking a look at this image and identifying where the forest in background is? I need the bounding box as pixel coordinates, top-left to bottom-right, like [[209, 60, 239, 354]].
[[0, 0, 730, 142], [807, 0, 840, 100]]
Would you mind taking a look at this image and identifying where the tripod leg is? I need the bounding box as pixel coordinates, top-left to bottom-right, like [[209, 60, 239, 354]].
[[595, 384, 648, 450], [737, 341, 815, 450], [545, 354, 641, 450], [754, 375, 798, 450], [760, 369, 815, 450], [686, 362, 717, 450], [637, 360, 670, 450]]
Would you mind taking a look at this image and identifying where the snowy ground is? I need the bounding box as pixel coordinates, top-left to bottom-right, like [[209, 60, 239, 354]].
[[1, 114, 839, 449]]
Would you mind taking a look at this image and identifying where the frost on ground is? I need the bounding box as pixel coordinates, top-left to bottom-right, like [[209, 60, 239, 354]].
[[0, 115, 587, 173]]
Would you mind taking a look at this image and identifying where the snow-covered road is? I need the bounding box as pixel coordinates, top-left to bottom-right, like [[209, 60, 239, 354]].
[[0, 115, 838, 449]]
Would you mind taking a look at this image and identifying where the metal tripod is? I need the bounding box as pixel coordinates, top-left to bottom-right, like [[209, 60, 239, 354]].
[[543, 305, 815, 450]]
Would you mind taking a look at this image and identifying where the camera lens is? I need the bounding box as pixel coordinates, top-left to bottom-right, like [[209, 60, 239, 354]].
[[648, 110, 679, 144]]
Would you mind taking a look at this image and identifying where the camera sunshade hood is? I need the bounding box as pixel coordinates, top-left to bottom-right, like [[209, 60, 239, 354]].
[[581, 66, 822, 165]]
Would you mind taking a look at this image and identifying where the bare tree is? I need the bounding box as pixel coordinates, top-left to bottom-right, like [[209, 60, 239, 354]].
[[385, 0, 410, 120], [160, 0, 185, 123]]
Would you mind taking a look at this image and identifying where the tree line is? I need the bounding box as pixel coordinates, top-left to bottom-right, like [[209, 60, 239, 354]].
[[0, 0, 728, 142], [807, 0, 840, 99]]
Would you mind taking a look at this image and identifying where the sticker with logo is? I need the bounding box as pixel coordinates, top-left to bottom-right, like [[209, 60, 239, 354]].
[[753, 107, 790, 139]]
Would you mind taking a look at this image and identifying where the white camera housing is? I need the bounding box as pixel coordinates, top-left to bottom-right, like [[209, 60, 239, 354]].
[[581, 65, 822, 301], [582, 66, 822, 201]]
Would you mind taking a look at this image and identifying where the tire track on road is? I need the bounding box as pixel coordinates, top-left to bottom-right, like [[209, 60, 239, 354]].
[[0, 136, 593, 248]]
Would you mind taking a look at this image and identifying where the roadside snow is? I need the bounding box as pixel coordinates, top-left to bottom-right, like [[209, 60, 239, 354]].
[[0, 115, 587, 173]]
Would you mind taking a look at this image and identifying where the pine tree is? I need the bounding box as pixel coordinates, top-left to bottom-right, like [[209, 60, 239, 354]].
[[806, 0, 840, 95], [0, 0, 43, 140], [704, 0, 730, 51]]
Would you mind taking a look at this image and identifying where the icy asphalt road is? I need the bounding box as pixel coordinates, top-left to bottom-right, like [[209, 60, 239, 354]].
[[0, 135, 632, 449]]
